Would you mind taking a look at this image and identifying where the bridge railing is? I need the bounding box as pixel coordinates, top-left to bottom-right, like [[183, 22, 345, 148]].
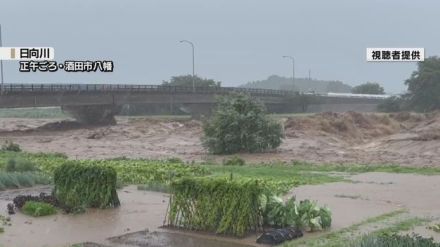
[[1, 84, 295, 96]]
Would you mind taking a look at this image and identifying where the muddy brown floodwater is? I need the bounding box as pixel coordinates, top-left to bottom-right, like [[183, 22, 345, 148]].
[[1, 112, 440, 166], [287, 172, 440, 243], [0, 186, 257, 247], [0, 186, 169, 247]]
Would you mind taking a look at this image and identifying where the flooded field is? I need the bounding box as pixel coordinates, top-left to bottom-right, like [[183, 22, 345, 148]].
[[1, 112, 440, 246], [290, 172, 440, 229], [1, 172, 440, 246], [0, 186, 169, 247], [0, 186, 259, 247]]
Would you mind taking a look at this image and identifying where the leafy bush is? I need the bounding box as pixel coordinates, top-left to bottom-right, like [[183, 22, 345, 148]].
[[261, 196, 331, 231], [162, 75, 221, 87], [223, 156, 246, 166], [353, 233, 440, 247], [202, 93, 283, 154], [405, 56, 440, 111], [351, 82, 385, 94], [53, 162, 120, 212], [4, 158, 37, 172], [22, 201, 57, 217], [1, 141, 21, 152], [377, 96, 404, 112], [167, 177, 265, 237]]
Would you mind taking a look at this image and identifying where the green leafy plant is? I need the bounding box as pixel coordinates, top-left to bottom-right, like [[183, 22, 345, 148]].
[[53, 162, 120, 212], [202, 93, 283, 154], [263, 195, 293, 227], [262, 196, 331, 231], [22, 201, 57, 217], [1, 141, 21, 152]]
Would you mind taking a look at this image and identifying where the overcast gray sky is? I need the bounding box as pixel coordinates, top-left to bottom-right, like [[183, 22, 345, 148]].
[[1, 0, 439, 93]]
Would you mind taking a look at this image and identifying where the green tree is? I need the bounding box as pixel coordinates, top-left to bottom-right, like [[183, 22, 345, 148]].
[[202, 93, 283, 154], [377, 96, 404, 112], [326, 80, 352, 93], [162, 75, 221, 87], [405, 56, 440, 111], [351, 82, 385, 94]]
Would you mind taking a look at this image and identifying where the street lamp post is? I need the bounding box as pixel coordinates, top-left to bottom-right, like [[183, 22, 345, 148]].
[[0, 24, 4, 95], [180, 40, 195, 92], [282, 55, 295, 91]]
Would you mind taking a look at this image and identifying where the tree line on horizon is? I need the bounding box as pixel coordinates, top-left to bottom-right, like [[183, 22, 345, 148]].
[[161, 74, 386, 95], [162, 55, 440, 112]]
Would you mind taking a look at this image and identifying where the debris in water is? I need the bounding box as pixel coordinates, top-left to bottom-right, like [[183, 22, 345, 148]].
[[7, 203, 15, 215], [256, 227, 303, 245]]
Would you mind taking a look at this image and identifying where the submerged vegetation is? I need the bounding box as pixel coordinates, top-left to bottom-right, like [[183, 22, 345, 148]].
[[284, 209, 429, 247], [2, 150, 440, 193], [1, 140, 21, 152], [22, 201, 57, 217], [1, 149, 439, 243], [353, 234, 440, 247]]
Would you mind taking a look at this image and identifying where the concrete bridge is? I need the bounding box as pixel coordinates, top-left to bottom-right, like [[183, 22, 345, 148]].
[[0, 84, 384, 124]]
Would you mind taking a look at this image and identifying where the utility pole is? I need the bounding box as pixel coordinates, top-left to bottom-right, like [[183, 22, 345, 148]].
[[0, 24, 4, 95], [180, 40, 195, 92], [282, 55, 295, 91]]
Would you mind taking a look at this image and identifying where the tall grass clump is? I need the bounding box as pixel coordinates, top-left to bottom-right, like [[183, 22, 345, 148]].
[[166, 177, 265, 237], [4, 157, 37, 172], [53, 162, 120, 212], [0, 172, 50, 190]]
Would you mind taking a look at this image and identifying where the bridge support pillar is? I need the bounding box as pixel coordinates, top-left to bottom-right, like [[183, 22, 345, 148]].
[[62, 105, 121, 125], [179, 103, 214, 119]]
